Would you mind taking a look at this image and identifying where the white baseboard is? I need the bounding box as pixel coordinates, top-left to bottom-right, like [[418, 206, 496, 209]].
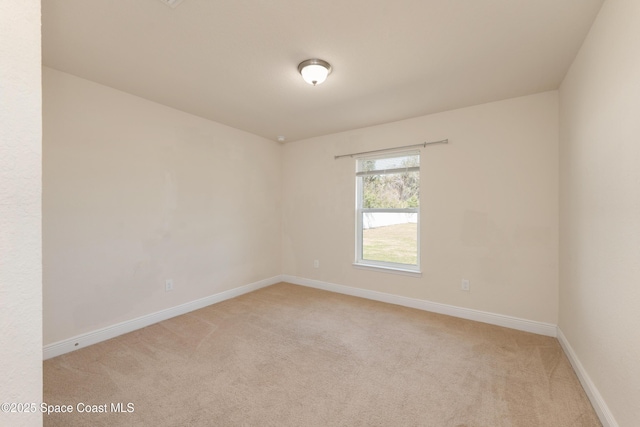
[[557, 328, 618, 427], [282, 275, 557, 337], [45, 273, 615, 427], [43, 275, 282, 360], [285, 277, 616, 426], [44, 273, 556, 357]]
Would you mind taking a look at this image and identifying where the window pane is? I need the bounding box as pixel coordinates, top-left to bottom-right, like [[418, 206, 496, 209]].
[[362, 171, 419, 208], [356, 150, 420, 271], [362, 212, 417, 265], [357, 153, 419, 173]]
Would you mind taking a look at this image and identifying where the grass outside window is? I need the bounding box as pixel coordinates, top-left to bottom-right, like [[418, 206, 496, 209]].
[[362, 223, 417, 265]]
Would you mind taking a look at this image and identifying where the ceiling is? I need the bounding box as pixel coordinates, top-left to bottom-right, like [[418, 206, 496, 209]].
[[42, 0, 603, 143]]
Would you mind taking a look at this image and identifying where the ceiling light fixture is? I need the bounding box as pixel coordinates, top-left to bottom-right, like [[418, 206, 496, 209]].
[[298, 59, 332, 86]]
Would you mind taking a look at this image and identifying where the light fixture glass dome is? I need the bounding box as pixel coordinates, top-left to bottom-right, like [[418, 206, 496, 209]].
[[298, 59, 332, 86]]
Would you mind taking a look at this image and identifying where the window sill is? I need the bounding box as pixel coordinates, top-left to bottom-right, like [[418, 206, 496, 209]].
[[352, 263, 422, 278]]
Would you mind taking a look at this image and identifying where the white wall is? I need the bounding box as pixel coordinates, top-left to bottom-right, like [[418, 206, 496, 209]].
[[283, 92, 559, 324], [559, 0, 640, 425], [43, 68, 282, 345], [0, 1, 42, 426]]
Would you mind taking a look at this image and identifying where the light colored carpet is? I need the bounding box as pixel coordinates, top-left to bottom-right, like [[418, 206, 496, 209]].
[[43, 282, 601, 426]]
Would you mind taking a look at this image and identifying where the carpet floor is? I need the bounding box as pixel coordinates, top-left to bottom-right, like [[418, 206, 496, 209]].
[[43, 282, 601, 426]]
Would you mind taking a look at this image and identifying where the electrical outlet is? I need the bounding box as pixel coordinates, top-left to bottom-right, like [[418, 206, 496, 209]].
[[314, 260, 320, 268], [165, 279, 174, 292], [461, 279, 470, 292]]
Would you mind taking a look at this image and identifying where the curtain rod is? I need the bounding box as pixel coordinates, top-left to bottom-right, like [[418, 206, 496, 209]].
[[334, 139, 448, 160]]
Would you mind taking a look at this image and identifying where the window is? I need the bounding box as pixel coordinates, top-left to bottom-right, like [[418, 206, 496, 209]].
[[355, 151, 420, 272]]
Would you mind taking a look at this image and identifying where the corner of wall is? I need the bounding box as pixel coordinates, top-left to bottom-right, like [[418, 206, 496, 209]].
[[0, 1, 43, 424]]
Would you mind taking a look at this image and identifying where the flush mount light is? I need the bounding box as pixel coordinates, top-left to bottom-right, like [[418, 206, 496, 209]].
[[298, 59, 332, 86]]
